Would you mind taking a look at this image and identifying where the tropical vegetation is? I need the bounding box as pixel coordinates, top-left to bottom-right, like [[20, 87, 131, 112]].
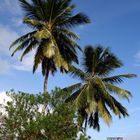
[[0, 89, 90, 140], [2, 0, 136, 139], [64, 45, 136, 131], [10, 0, 90, 94]]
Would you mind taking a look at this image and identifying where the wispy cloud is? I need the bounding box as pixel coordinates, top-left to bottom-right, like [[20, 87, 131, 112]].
[[11, 17, 23, 27], [0, 58, 11, 75], [0, 0, 21, 16], [0, 24, 18, 74], [0, 24, 19, 55], [12, 51, 35, 72], [0, 24, 37, 74], [129, 107, 140, 113], [134, 51, 140, 66]]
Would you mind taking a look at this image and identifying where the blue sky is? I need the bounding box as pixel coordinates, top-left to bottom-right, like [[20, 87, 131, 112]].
[[0, 0, 140, 139]]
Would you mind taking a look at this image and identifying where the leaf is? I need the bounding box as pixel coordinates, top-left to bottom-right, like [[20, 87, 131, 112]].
[[103, 74, 137, 84], [105, 83, 132, 101], [74, 85, 88, 109], [57, 28, 80, 40], [24, 18, 47, 28], [9, 31, 36, 50], [34, 29, 51, 40], [68, 65, 85, 81], [20, 39, 38, 61], [65, 89, 81, 103], [98, 100, 112, 125], [63, 83, 82, 93], [33, 46, 43, 73], [43, 41, 55, 58]]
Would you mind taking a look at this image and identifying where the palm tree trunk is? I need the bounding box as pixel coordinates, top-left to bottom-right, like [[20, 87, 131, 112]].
[[43, 70, 49, 114], [44, 70, 49, 96]]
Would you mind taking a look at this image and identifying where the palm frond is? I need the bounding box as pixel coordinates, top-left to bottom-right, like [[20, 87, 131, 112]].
[[52, 4, 75, 25], [57, 28, 80, 40], [62, 83, 82, 93], [33, 45, 43, 73], [55, 33, 80, 63], [20, 39, 38, 61], [82, 46, 94, 73], [68, 65, 86, 81], [60, 13, 90, 28], [82, 46, 123, 75], [103, 74, 137, 84], [9, 31, 36, 49], [11, 38, 33, 57], [23, 18, 46, 29], [88, 112, 100, 131], [98, 100, 112, 125], [91, 76, 119, 113], [74, 85, 88, 109], [19, 0, 37, 19], [110, 95, 129, 118], [41, 58, 57, 76], [65, 89, 81, 103], [78, 108, 88, 129], [105, 83, 132, 101]]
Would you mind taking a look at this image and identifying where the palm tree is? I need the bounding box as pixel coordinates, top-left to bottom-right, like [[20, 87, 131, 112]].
[[10, 0, 90, 95], [64, 45, 136, 131]]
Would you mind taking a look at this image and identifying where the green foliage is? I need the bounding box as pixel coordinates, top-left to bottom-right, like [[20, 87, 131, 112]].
[[0, 89, 90, 140], [64, 45, 137, 131]]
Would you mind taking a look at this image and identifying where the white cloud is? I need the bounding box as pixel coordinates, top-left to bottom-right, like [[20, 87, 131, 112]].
[[12, 51, 35, 72], [0, 24, 37, 73], [135, 51, 140, 61], [12, 17, 23, 27], [0, 58, 11, 75], [0, 24, 19, 55], [134, 51, 140, 66]]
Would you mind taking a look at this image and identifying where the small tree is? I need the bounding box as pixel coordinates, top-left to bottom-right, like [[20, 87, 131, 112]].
[[0, 89, 90, 140]]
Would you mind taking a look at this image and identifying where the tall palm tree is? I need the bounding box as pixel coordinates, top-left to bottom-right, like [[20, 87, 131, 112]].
[[10, 0, 90, 95], [64, 45, 136, 131]]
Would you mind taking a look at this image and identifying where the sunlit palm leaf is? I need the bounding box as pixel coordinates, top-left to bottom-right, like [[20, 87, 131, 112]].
[[98, 100, 112, 125], [105, 83, 132, 101]]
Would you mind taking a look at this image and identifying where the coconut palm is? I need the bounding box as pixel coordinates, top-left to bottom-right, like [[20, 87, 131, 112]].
[[10, 0, 90, 95], [64, 45, 136, 131]]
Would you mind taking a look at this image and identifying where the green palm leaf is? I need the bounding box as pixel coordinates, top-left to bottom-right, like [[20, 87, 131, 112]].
[[68, 65, 86, 81], [20, 39, 38, 61], [63, 83, 82, 93], [105, 83, 132, 101], [103, 74, 137, 84], [9, 31, 36, 50]]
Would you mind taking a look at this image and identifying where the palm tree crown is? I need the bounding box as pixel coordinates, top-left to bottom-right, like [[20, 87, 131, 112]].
[[10, 0, 90, 94], [64, 45, 136, 131]]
